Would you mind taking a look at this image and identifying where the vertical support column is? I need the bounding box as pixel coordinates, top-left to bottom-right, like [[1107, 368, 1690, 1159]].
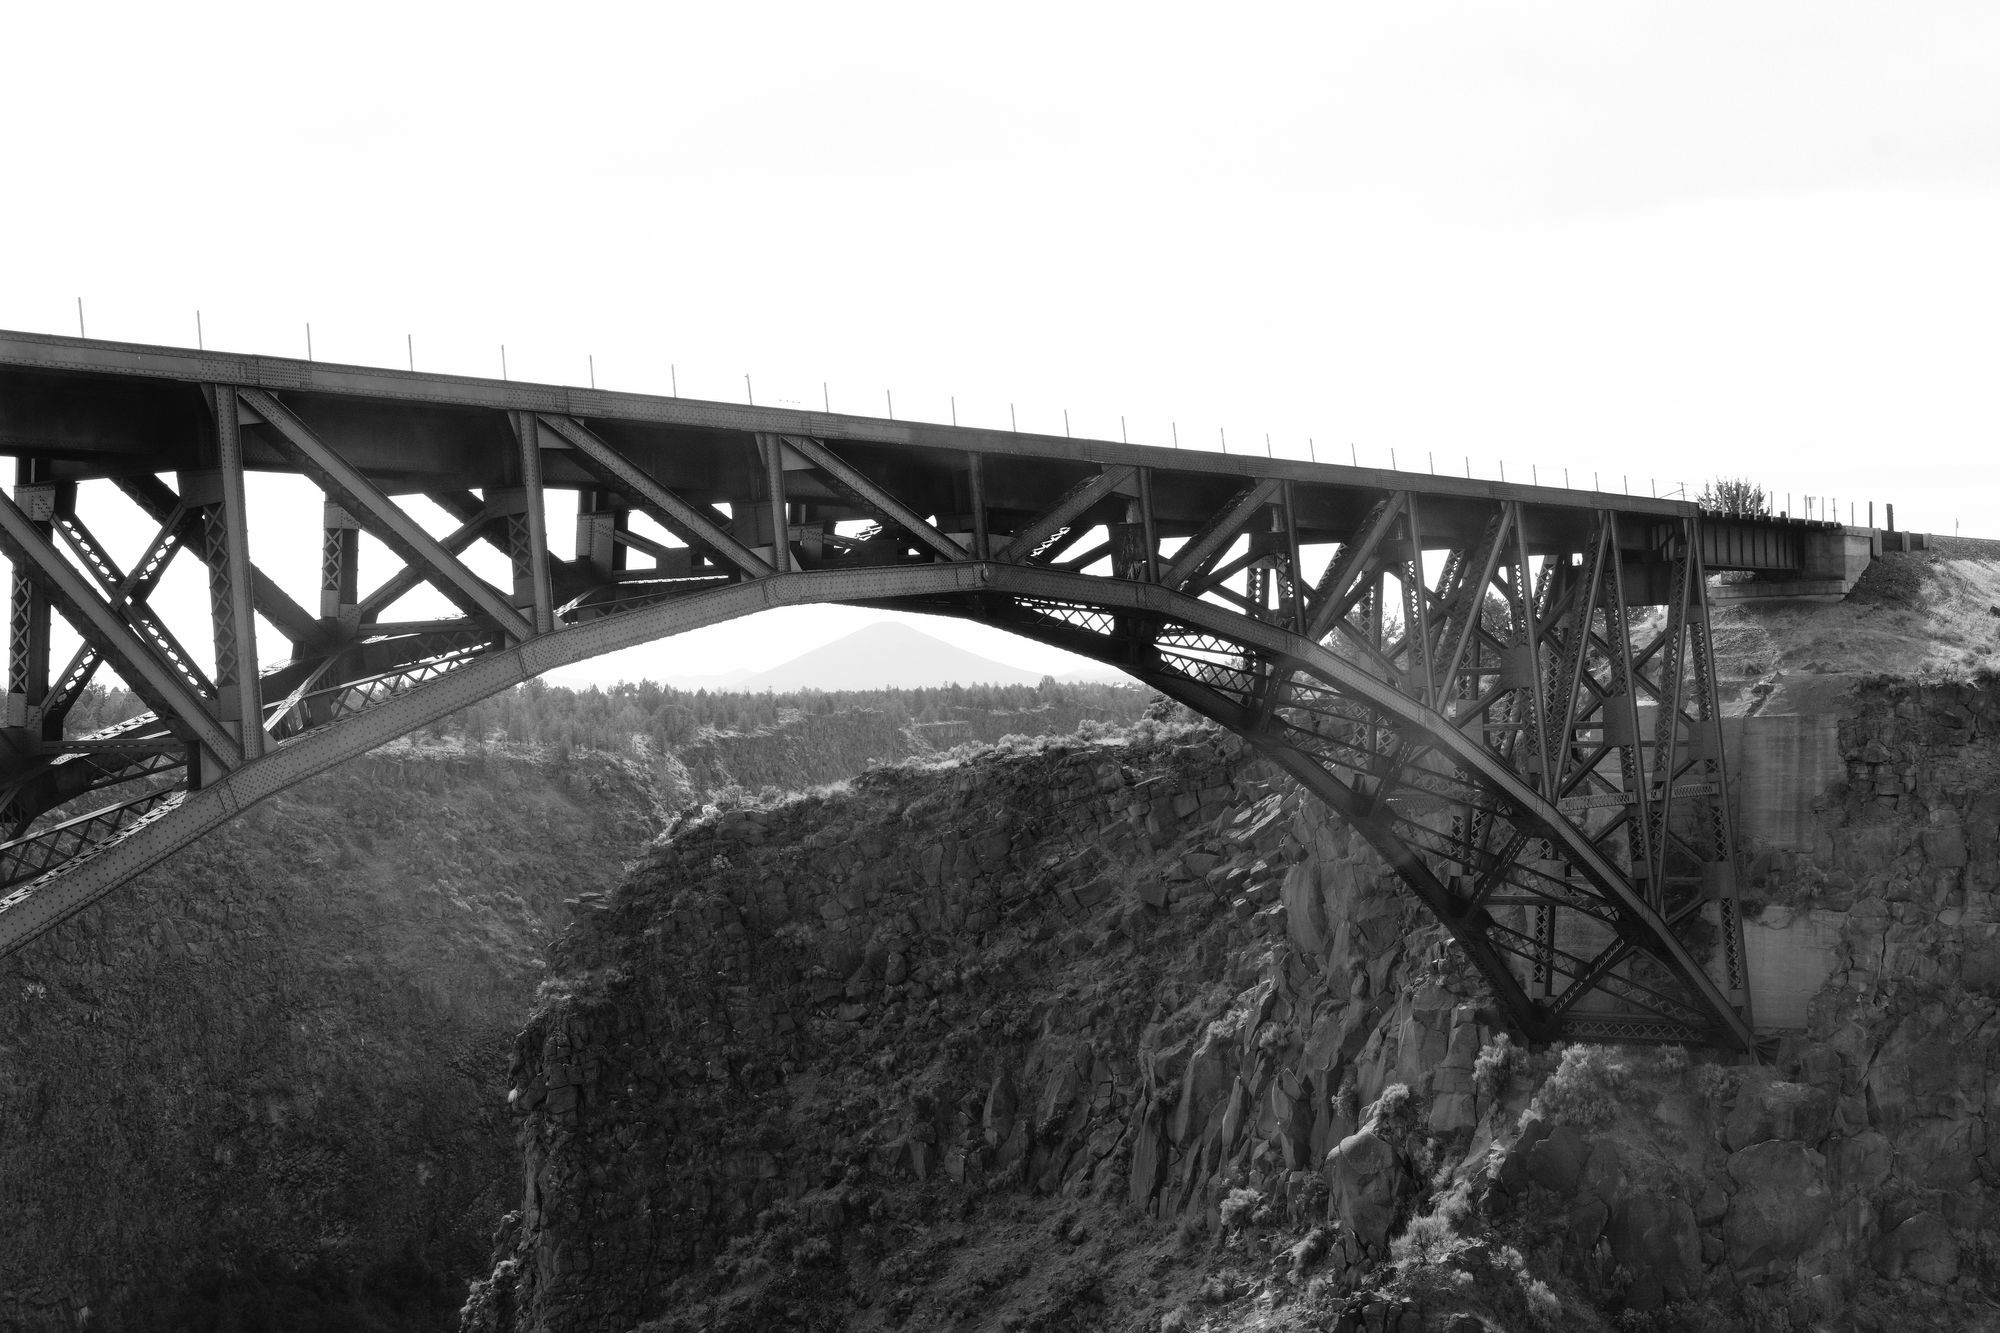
[[575, 491, 627, 580], [1687, 527, 1752, 1019], [759, 434, 790, 574], [1600, 516, 1656, 909], [1533, 904, 1556, 1002], [1399, 492, 1432, 705], [1136, 468, 1159, 583], [209, 389, 263, 762], [1280, 481, 1305, 635], [5, 464, 53, 740], [319, 501, 361, 631], [509, 412, 555, 634], [1508, 503, 1552, 798], [966, 452, 990, 561]]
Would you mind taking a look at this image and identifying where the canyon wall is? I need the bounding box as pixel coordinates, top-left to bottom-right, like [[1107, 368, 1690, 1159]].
[[467, 678, 2000, 1333], [0, 742, 660, 1333]]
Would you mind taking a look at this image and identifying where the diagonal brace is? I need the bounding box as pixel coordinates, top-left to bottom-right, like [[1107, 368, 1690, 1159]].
[[242, 389, 534, 642], [357, 502, 495, 621], [1160, 478, 1281, 590], [0, 491, 241, 768], [537, 415, 774, 579], [995, 466, 1138, 564], [779, 435, 966, 562], [113, 474, 320, 646]]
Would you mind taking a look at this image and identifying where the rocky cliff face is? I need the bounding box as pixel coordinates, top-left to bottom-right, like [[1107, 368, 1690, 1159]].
[[671, 695, 1150, 799], [461, 726, 1516, 1332], [0, 741, 659, 1332], [466, 678, 2000, 1333]]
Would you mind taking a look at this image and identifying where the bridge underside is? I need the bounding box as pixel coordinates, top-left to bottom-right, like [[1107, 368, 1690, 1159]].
[[0, 331, 1797, 1050]]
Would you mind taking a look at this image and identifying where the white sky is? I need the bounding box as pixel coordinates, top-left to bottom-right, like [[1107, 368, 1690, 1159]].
[[3, 2, 1996, 688]]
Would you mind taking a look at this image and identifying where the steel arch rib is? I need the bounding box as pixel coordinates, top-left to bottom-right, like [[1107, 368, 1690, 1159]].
[[0, 562, 1757, 1051]]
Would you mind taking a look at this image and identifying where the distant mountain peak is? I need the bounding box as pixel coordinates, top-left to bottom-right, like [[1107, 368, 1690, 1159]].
[[735, 621, 1047, 692]]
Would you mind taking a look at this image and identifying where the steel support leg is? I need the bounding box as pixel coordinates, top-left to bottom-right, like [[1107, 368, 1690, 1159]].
[[759, 433, 790, 573], [5, 470, 53, 740], [509, 412, 555, 634], [202, 389, 263, 761], [320, 501, 361, 632], [967, 452, 990, 561], [575, 491, 629, 581]]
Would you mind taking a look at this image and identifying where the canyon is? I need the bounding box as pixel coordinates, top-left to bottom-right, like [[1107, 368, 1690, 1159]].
[[6, 546, 2000, 1331]]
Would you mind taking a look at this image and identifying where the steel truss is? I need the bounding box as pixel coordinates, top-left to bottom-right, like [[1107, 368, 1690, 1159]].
[[0, 332, 1768, 1049]]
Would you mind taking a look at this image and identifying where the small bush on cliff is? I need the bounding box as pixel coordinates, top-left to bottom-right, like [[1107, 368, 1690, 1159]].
[[1390, 1210, 1463, 1267], [1523, 1044, 1632, 1130], [1474, 1033, 1519, 1104], [1219, 1186, 1264, 1231]]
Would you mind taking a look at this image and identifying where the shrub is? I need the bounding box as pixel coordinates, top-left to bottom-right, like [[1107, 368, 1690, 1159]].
[[1219, 1186, 1263, 1232], [1474, 1033, 1518, 1103], [1697, 477, 1769, 517], [1390, 1211, 1460, 1267], [1693, 1061, 1736, 1108], [1331, 1073, 1360, 1124], [1523, 1276, 1564, 1327], [1367, 1082, 1419, 1141], [1523, 1043, 1632, 1130]]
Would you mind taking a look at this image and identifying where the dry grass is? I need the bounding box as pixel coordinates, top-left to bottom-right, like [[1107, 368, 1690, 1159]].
[[1708, 540, 2000, 693]]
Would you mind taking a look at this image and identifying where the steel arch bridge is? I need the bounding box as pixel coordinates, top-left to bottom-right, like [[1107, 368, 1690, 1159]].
[[0, 330, 1805, 1050]]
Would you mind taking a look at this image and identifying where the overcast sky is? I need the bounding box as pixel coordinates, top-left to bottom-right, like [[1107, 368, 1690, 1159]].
[[3, 2, 1995, 687]]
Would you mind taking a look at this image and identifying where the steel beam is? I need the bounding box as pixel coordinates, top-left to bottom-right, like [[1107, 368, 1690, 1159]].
[[53, 508, 215, 702], [357, 503, 492, 622], [0, 489, 240, 768], [112, 474, 320, 648], [320, 501, 361, 629], [512, 413, 555, 633], [210, 390, 264, 761], [995, 465, 1137, 564], [759, 434, 790, 574], [1159, 477, 1281, 590], [5, 473, 53, 735], [242, 388, 533, 642], [537, 415, 773, 578], [780, 435, 966, 562]]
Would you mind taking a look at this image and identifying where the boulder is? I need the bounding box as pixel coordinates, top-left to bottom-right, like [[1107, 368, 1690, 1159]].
[[1725, 1141, 1832, 1278], [1281, 862, 1330, 957], [1921, 824, 1969, 868], [1526, 1124, 1588, 1196], [1495, 1116, 1552, 1196], [1722, 1078, 1835, 1150], [1895, 1116, 1981, 1190], [1878, 1211, 1957, 1285], [1608, 1195, 1702, 1310], [1324, 1127, 1411, 1252], [1961, 935, 2000, 995]]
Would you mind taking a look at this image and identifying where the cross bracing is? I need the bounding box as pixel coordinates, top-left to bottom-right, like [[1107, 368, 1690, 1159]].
[[0, 329, 1829, 1049]]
